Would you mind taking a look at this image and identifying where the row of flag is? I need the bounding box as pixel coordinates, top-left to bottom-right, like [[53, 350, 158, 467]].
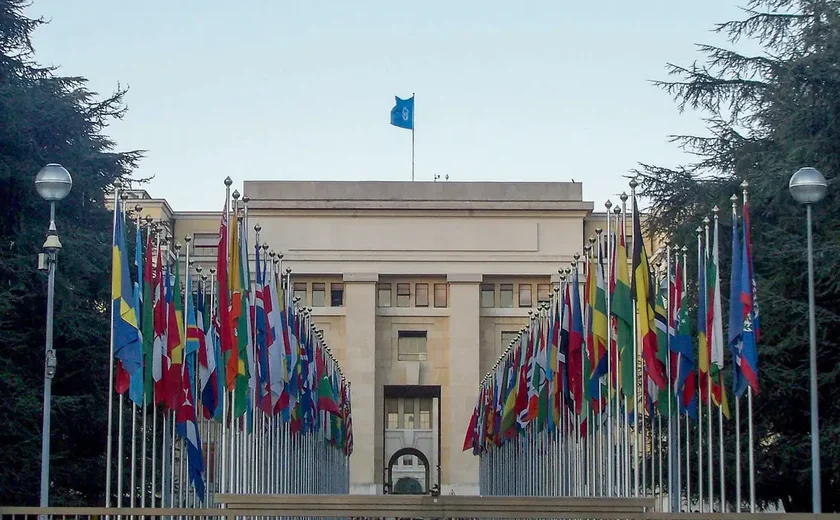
[[464, 192, 760, 452], [109, 188, 354, 501]]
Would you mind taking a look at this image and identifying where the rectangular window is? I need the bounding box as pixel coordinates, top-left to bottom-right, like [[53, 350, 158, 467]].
[[501, 331, 519, 350], [537, 283, 550, 305], [434, 283, 448, 308], [402, 456, 414, 466], [330, 283, 344, 307], [480, 283, 495, 308], [386, 398, 399, 430], [415, 283, 429, 307], [518, 284, 532, 307], [398, 330, 427, 361], [293, 282, 307, 306], [419, 398, 432, 429], [192, 232, 218, 257], [378, 283, 391, 307], [396, 283, 411, 307], [499, 284, 514, 308], [312, 282, 326, 307]]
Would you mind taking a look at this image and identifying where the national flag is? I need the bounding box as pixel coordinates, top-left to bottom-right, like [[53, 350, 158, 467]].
[[164, 255, 185, 411], [127, 217, 144, 405], [197, 281, 219, 419], [175, 345, 206, 500], [632, 198, 667, 388], [152, 247, 167, 406], [111, 198, 142, 387], [569, 266, 585, 415], [708, 219, 730, 418], [216, 201, 233, 391], [739, 199, 760, 395], [142, 230, 155, 405], [613, 228, 634, 399], [728, 213, 746, 397], [697, 239, 710, 403]]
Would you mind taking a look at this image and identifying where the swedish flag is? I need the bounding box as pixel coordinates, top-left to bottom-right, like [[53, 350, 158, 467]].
[[112, 197, 142, 375]]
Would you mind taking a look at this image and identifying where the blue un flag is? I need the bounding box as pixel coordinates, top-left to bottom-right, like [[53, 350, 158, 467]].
[[390, 95, 414, 130]]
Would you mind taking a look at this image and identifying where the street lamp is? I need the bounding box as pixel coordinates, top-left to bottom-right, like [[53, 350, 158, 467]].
[[35, 163, 73, 508], [789, 166, 827, 513]]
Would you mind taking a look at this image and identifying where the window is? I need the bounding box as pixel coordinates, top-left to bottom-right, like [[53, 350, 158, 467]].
[[518, 284, 532, 307], [386, 398, 399, 429], [396, 283, 411, 307], [501, 331, 519, 349], [402, 456, 414, 466], [537, 283, 551, 305], [192, 232, 218, 257], [480, 283, 495, 308], [312, 283, 326, 307], [398, 330, 427, 361], [330, 283, 344, 307], [404, 409, 415, 429], [415, 283, 429, 307], [419, 398, 432, 429], [500, 284, 514, 308], [434, 283, 448, 308], [378, 283, 391, 307], [293, 282, 307, 305]]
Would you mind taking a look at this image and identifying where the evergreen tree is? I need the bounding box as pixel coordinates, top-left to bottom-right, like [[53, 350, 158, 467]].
[[636, 0, 840, 512], [0, 0, 142, 505]]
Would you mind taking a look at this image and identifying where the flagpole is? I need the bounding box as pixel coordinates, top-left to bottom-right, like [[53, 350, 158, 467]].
[[116, 192, 131, 511], [604, 200, 614, 497], [411, 92, 415, 181], [682, 245, 690, 511], [696, 226, 705, 513], [674, 242, 682, 512], [741, 180, 757, 513], [713, 205, 726, 513], [704, 215, 714, 512], [731, 195, 742, 513], [615, 206, 630, 497], [140, 218, 152, 513], [129, 205, 143, 509], [104, 181, 122, 508]]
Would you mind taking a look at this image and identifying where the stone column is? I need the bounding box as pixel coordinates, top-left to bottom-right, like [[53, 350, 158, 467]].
[[445, 273, 481, 494], [343, 273, 378, 494]]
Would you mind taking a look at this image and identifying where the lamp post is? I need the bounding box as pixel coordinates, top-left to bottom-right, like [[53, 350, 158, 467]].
[[789, 166, 828, 513], [35, 163, 73, 508]]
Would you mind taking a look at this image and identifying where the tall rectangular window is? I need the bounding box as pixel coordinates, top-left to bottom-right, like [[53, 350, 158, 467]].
[[386, 398, 399, 430], [330, 283, 344, 307], [415, 283, 429, 307], [378, 283, 391, 307], [312, 282, 326, 307], [396, 283, 411, 307], [480, 283, 495, 308], [419, 398, 432, 429], [537, 283, 550, 305], [293, 282, 307, 306], [518, 284, 532, 307], [398, 330, 427, 361], [434, 283, 448, 308], [500, 284, 514, 308], [501, 331, 519, 350]]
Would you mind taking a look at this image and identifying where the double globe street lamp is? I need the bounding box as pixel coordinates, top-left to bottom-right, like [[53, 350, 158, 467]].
[[788, 166, 828, 513], [34, 163, 73, 508]]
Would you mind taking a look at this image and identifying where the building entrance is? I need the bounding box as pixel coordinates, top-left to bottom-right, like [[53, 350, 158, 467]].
[[383, 385, 441, 495]]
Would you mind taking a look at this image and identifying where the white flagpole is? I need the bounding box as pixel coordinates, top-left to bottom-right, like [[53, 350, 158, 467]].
[[696, 226, 704, 513], [704, 215, 715, 512], [105, 181, 122, 507], [411, 92, 416, 181], [713, 205, 726, 513], [741, 180, 757, 514], [604, 200, 614, 497]]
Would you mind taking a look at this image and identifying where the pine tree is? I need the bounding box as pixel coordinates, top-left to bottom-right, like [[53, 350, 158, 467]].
[[0, 0, 142, 505], [635, 0, 840, 511]]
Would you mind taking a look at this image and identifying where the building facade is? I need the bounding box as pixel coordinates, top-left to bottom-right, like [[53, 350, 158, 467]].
[[127, 180, 644, 495]]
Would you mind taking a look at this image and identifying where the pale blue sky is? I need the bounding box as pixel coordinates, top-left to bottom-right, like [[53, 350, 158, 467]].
[[26, 0, 750, 211]]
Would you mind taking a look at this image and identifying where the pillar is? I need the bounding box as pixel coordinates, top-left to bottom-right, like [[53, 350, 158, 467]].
[[445, 273, 481, 494], [343, 273, 378, 494]]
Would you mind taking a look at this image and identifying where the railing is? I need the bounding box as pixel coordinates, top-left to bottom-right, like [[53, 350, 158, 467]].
[[1, 495, 839, 520]]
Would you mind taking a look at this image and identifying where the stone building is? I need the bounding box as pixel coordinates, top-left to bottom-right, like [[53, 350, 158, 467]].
[[125, 180, 647, 495]]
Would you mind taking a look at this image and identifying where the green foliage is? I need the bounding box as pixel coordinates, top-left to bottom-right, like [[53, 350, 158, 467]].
[[0, 0, 142, 505], [636, 0, 840, 512]]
